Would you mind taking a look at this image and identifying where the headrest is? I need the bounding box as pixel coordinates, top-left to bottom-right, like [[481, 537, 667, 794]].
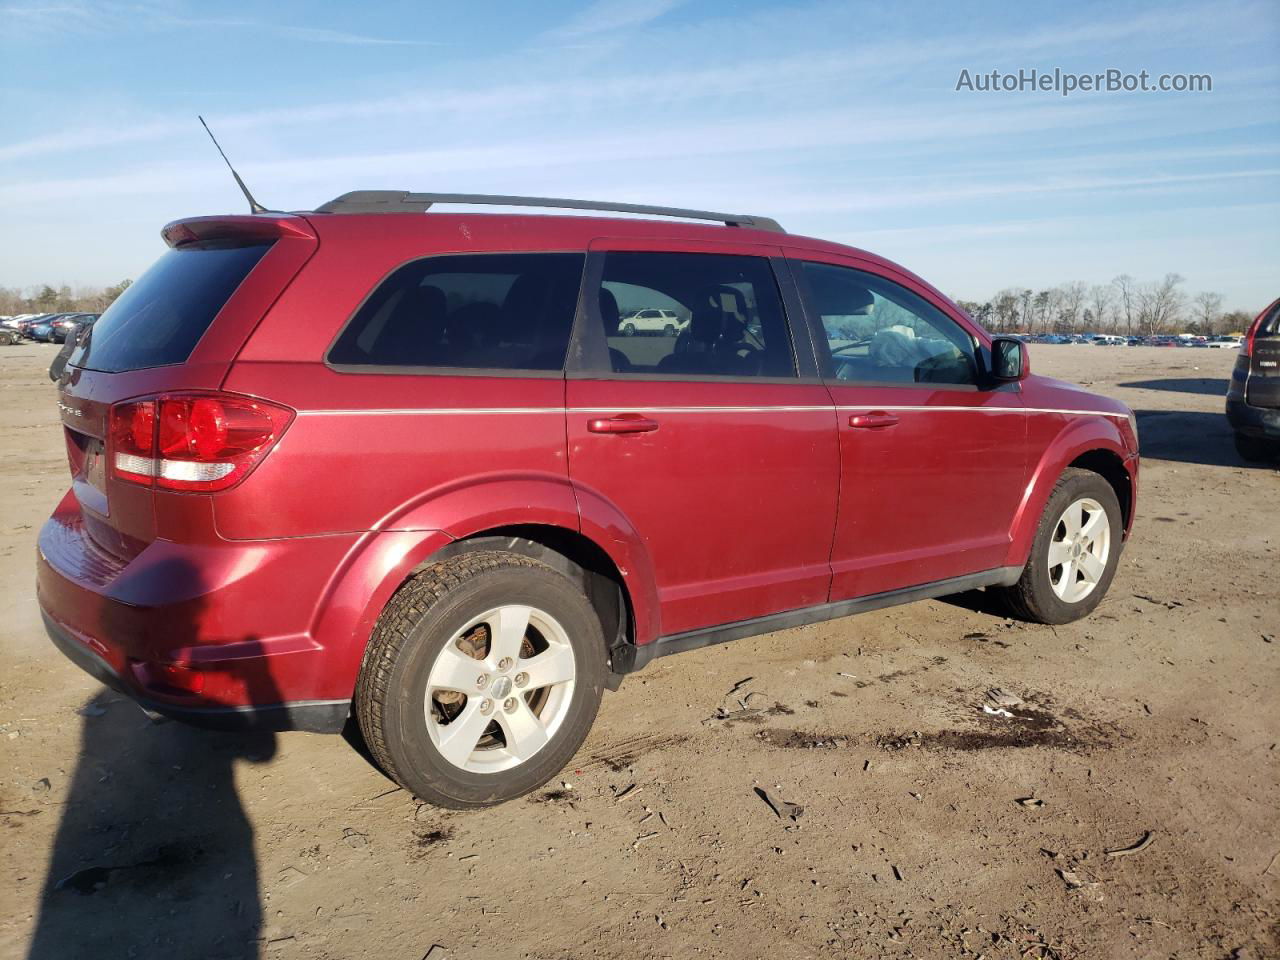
[[599, 288, 620, 328]]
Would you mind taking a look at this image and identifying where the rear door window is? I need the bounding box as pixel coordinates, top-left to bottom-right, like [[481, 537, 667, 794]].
[[70, 242, 273, 372], [595, 252, 796, 378], [328, 253, 585, 372]]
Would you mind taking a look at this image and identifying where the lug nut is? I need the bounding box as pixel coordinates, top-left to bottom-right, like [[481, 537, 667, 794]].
[[503, 697, 517, 713], [476, 674, 489, 689], [497, 657, 513, 671], [479, 699, 493, 715], [514, 672, 529, 688]]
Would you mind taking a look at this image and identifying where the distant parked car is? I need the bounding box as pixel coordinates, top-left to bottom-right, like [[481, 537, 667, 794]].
[[618, 308, 685, 336], [50, 313, 98, 343], [26, 314, 80, 342], [13, 314, 52, 337], [1226, 298, 1280, 461], [1207, 336, 1241, 349], [28, 321, 56, 342]]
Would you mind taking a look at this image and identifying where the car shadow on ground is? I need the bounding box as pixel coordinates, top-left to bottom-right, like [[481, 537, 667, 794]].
[[1118, 377, 1230, 396], [26, 559, 278, 960], [1134, 408, 1274, 469]]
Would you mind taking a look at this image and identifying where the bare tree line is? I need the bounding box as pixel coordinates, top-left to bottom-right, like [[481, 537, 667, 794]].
[[956, 274, 1254, 337], [0, 281, 133, 316]]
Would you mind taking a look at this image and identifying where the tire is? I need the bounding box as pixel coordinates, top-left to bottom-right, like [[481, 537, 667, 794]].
[[355, 551, 606, 809], [663, 324, 675, 337], [995, 468, 1123, 625], [621, 323, 636, 336], [1234, 431, 1278, 463], [0, 331, 13, 346]]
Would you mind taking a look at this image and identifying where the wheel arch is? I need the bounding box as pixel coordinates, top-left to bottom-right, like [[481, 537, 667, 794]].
[[1007, 417, 1137, 567], [314, 509, 657, 700], [1067, 448, 1134, 533], [426, 525, 634, 685]]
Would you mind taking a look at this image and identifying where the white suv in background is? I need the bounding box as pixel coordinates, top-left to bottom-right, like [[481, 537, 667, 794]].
[[619, 308, 686, 336]]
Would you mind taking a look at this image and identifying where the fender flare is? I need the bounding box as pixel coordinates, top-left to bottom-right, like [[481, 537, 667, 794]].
[[310, 475, 662, 694], [571, 482, 662, 648], [1006, 415, 1133, 567]]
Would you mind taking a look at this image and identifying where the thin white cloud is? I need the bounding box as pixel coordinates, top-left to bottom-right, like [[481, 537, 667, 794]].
[[146, 13, 440, 46], [1, 0, 1264, 164], [550, 0, 685, 39], [0, 0, 435, 45]]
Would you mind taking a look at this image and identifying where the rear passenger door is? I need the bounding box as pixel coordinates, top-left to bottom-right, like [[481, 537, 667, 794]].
[[789, 254, 1028, 601], [566, 240, 839, 638]]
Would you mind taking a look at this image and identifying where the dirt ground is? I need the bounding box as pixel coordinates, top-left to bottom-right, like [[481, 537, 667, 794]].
[[0, 342, 1276, 960]]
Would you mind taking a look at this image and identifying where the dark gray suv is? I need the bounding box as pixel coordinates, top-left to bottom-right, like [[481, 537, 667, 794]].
[[1227, 298, 1280, 462]]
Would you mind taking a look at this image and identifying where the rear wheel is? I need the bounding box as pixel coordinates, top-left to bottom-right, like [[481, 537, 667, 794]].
[[1234, 431, 1278, 463], [355, 551, 606, 808], [995, 468, 1122, 624]]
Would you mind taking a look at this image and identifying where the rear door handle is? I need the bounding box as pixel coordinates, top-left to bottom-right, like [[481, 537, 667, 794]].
[[587, 414, 660, 434], [848, 411, 900, 429]]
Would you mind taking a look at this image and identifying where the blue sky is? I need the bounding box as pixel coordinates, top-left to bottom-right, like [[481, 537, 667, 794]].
[[1, 0, 1277, 310]]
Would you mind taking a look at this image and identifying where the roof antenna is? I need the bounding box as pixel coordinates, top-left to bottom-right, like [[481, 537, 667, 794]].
[[198, 115, 268, 214]]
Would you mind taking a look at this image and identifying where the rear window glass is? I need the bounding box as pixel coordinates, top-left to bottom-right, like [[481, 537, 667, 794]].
[[70, 242, 272, 372], [328, 253, 585, 372]]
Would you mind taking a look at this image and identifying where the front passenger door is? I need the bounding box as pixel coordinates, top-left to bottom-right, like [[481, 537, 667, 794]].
[[790, 256, 1028, 601]]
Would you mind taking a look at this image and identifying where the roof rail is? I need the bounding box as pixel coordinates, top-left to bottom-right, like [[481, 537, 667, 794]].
[[313, 191, 784, 233]]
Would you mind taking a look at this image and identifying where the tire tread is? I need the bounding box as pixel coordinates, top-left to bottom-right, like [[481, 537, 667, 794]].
[[354, 551, 548, 789], [997, 467, 1117, 624]]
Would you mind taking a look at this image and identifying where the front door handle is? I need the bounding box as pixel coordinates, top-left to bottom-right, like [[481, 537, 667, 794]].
[[848, 411, 900, 429], [587, 414, 660, 434]]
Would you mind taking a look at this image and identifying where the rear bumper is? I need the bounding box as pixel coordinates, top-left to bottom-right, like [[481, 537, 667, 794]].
[[36, 494, 355, 733], [42, 612, 347, 732], [1226, 399, 1280, 439]]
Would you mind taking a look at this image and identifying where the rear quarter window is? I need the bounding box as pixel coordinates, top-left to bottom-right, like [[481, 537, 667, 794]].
[[70, 242, 272, 372], [327, 253, 585, 373]]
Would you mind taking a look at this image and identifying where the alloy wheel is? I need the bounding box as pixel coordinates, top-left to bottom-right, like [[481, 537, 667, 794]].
[[1047, 497, 1111, 603], [424, 605, 577, 774]]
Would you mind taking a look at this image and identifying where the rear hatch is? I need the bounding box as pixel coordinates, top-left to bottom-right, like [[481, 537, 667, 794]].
[[56, 215, 317, 560], [1245, 300, 1280, 408]]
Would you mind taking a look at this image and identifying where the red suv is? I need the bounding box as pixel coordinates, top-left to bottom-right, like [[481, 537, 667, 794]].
[[39, 192, 1139, 807]]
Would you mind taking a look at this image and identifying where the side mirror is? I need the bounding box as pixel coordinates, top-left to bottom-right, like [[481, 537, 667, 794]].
[[990, 337, 1030, 381]]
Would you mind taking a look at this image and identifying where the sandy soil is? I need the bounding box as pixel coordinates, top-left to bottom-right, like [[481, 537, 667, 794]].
[[0, 342, 1276, 960]]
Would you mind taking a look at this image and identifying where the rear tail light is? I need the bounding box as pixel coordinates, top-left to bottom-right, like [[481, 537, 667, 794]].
[[1239, 300, 1269, 358], [1243, 311, 1265, 357], [108, 392, 293, 492]]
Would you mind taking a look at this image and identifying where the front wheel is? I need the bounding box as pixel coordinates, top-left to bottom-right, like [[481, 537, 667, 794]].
[[621, 323, 636, 336], [995, 468, 1123, 624], [355, 552, 606, 808]]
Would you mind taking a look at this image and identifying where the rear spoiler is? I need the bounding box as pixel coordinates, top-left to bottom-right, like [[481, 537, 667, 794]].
[[161, 214, 317, 249]]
